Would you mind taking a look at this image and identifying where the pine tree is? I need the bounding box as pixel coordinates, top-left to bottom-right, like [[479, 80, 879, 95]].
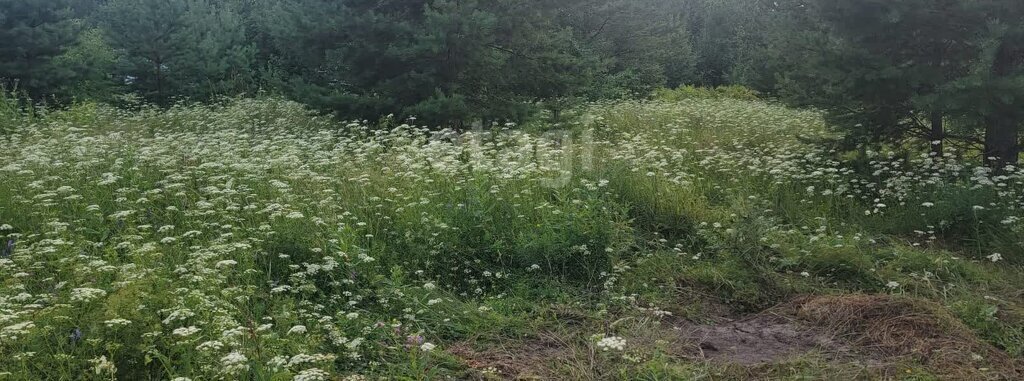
[[776, 1, 988, 156], [99, 0, 255, 104], [681, 0, 762, 87], [946, 0, 1024, 169], [560, 0, 697, 96], [0, 0, 82, 99], [259, 0, 599, 127]]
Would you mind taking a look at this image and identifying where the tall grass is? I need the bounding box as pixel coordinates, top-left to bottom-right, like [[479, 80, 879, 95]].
[[0, 88, 39, 137], [0, 96, 1020, 379]]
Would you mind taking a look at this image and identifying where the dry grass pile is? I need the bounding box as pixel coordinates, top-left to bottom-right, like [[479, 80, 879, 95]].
[[790, 295, 1019, 380]]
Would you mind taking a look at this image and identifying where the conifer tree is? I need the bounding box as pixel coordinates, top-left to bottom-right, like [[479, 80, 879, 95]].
[[777, 0, 1020, 165], [0, 0, 82, 98], [99, 0, 254, 103]]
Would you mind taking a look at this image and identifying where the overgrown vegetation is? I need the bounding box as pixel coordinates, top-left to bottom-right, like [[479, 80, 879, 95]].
[[2, 1, 1023, 379], [1, 96, 1021, 379]]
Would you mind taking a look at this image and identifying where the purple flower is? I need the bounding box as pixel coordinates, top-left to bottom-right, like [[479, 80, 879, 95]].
[[69, 327, 82, 343], [405, 334, 425, 348], [0, 239, 13, 258]]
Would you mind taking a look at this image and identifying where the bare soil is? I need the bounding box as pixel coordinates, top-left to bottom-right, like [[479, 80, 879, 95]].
[[449, 335, 571, 380], [448, 295, 1021, 380], [669, 312, 861, 365]]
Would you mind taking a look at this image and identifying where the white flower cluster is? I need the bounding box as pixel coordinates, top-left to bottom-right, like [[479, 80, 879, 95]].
[[596, 336, 626, 351], [70, 288, 107, 302], [219, 351, 249, 375]]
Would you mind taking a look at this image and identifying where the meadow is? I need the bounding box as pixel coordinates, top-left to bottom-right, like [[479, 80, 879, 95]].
[[1, 95, 1022, 380]]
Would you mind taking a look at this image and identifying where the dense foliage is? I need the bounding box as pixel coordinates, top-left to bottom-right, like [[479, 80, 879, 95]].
[[1, 0, 726, 125], [3, 0, 1020, 167], [772, 0, 1024, 170]]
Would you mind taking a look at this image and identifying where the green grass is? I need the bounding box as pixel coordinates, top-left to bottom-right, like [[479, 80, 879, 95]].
[[0, 95, 1021, 379]]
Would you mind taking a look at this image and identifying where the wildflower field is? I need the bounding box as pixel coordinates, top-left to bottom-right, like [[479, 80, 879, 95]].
[[1, 97, 1022, 380]]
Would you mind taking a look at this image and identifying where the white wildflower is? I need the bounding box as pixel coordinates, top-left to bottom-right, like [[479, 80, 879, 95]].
[[220, 351, 249, 374], [104, 319, 132, 327], [596, 336, 626, 351], [294, 368, 330, 381], [90, 356, 117, 376], [70, 288, 107, 302], [172, 326, 201, 337], [215, 259, 238, 268], [196, 340, 224, 351]]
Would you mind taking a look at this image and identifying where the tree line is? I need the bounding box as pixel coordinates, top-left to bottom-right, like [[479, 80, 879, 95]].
[[0, 0, 726, 121], [768, 0, 1024, 170], [1, 0, 1022, 167]]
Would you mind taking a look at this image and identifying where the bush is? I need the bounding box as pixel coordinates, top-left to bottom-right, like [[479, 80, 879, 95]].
[[653, 85, 761, 102]]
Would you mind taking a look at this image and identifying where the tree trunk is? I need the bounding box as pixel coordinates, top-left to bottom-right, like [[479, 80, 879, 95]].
[[929, 111, 944, 157], [984, 116, 1019, 172], [155, 59, 163, 103], [983, 39, 1021, 171]]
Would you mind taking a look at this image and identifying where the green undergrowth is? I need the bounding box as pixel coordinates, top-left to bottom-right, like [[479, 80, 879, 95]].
[[0, 96, 1021, 379]]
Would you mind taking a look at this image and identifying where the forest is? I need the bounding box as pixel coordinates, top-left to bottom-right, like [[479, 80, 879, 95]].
[[1, 0, 1023, 380], [3, 0, 1023, 165]]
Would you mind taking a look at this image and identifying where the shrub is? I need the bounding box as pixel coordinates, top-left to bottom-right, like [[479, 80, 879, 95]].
[[653, 85, 761, 102]]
